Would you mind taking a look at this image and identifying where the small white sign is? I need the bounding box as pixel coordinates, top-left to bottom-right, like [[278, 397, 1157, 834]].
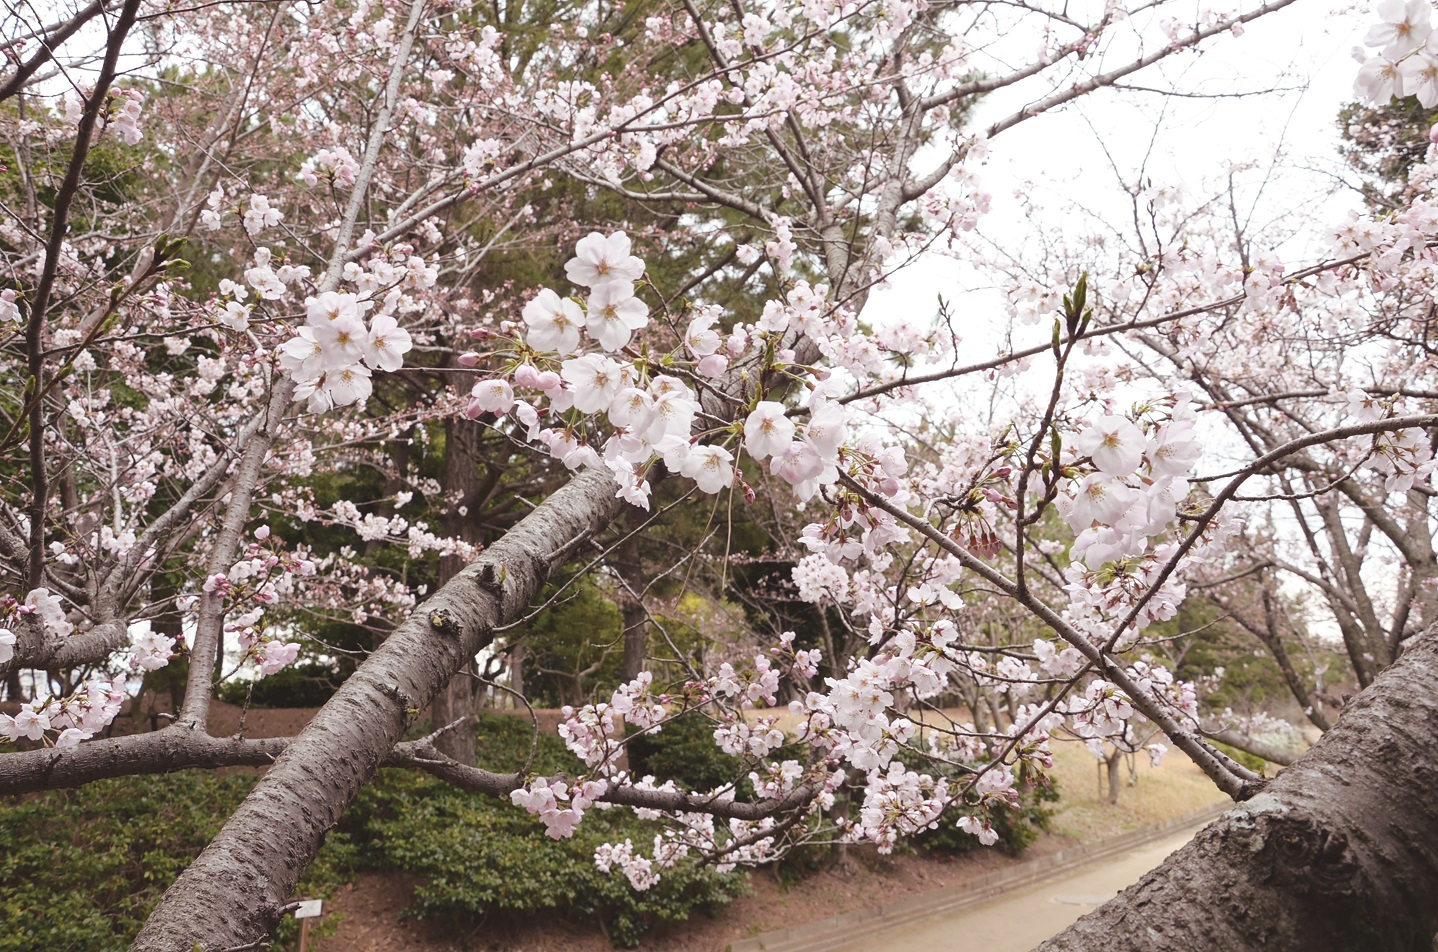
[[294, 899, 324, 919]]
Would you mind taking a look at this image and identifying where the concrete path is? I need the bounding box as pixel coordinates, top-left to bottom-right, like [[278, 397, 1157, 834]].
[[836, 827, 1196, 952]]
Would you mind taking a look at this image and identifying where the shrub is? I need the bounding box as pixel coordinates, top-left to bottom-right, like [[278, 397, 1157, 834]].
[[0, 771, 355, 951], [898, 752, 1059, 856], [626, 710, 744, 792], [216, 659, 345, 708], [344, 714, 747, 947]]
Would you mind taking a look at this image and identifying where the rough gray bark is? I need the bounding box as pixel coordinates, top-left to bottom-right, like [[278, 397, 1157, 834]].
[[0, 726, 290, 793], [430, 416, 491, 764], [131, 468, 622, 951], [1037, 631, 1438, 952], [1105, 749, 1123, 806]]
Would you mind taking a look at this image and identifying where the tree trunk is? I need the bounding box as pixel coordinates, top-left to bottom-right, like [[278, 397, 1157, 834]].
[[507, 643, 525, 707], [131, 468, 623, 952], [429, 417, 492, 765], [1037, 631, 1438, 952], [1105, 750, 1123, 806], [618, 585, 648, 683], [429, 660, 477, 764], [614, 513, 649, 683]]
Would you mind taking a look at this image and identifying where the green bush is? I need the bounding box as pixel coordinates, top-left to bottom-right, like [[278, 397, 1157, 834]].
[[0, 714, 743, 950], [216, 659, 345, 708], [0, 771, 355, 952], [899, 753, 1059, 856], [626, 711, 744, 792], [346, 714, 747, 947], [349, 770, 746, 947]]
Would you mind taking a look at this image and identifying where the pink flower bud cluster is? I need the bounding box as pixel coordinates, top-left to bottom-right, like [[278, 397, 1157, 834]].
[[0, 676, 125, 748]]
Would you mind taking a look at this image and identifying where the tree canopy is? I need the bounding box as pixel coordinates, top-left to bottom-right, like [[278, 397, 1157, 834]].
[[2, 0, 1438, 949]]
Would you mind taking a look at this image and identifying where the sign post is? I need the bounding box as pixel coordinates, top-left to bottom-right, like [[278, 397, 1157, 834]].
[[294, 899, 324, 952]]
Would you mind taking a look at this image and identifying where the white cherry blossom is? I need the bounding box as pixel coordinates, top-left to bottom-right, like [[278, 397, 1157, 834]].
[[680, 444, 735, 493], [564, 231, 645, 287], [561, 354, 628, 414], [365, 314, 413, 372], [523, 288, 583, 355], [585, 281, 648, 352], [744, 402, 796, 460], [1076, 415, 1146, 476]]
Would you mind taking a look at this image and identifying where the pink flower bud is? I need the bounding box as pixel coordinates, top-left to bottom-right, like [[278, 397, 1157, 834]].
[[697, 354, 729, 377]]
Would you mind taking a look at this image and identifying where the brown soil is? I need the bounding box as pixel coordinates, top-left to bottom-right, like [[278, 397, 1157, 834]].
[[313, 833, 1081, 952], [147, 702, 1222, 952]]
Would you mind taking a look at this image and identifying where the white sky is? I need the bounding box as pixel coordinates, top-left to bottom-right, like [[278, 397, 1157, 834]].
[[859, 0, 1387, 646], [873, 0, 1371, 334]]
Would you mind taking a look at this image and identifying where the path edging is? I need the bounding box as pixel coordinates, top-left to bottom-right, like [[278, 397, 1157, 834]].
[[723, 801, 1231, 952]]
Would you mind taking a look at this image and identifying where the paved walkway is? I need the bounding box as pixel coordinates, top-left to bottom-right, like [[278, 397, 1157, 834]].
[[836, 827, 1196, 952]]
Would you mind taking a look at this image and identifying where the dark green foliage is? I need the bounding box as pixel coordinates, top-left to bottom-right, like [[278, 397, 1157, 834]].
[[345, 715, 746, 947], [217, 659, 346, 708], [1339, 95, 1437, 209], [626, 711, 743, 792], [469, 710, 580, 775], [508, 573, 626, 707], [895, 750, 1059, 856], [0, 772, 355, 952]]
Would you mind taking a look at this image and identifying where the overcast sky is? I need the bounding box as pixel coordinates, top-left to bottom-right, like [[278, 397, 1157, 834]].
[[873, 0, 1369, 337]]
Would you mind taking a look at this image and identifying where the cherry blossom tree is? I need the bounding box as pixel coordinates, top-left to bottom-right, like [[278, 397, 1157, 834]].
[[5, 0, 1438, 950]]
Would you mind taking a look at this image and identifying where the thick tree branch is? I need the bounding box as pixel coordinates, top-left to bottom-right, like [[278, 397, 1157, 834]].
[[131, 466, 624, 950], [1039, 632, 1438, 952], [0, 0, 106, 103]]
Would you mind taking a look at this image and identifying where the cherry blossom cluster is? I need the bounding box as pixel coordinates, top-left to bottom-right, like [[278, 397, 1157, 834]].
[[0, 594, 155, 747], [298, 147, 362, 188], [463, 231, 909, 512], [1346, 389, 1437, 491], [851, 760, 951, 852], [192, 527, 311, 678], [1355, 0, 1438, 107], [0, 676, 126, 748], [512, 648, 846, 878], [1061, 396, 1203, 571], [510, 776, 611, 840], [593, 767, 843, 890], [3, 587, 73, 643], [279, 288, 417, 411], [62, 87, 145, 145]]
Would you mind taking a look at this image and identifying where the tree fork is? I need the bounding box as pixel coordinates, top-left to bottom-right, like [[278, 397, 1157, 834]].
[[130, 468, 623, 951], [1038, 630, 1438, 952]]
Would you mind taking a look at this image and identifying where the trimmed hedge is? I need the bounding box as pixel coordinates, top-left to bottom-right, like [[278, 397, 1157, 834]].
[[344, 714, 747, 947], [0, 771, 354, 952]]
